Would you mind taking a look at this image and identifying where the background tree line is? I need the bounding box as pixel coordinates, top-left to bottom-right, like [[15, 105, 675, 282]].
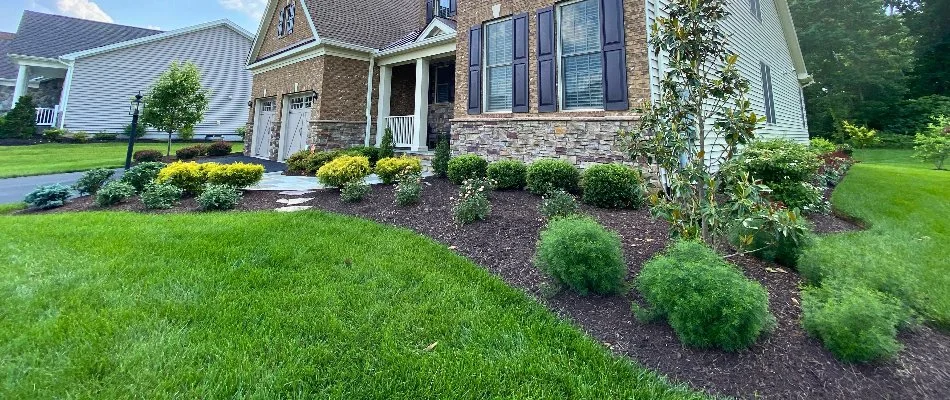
[[791, 0, 949, 139]]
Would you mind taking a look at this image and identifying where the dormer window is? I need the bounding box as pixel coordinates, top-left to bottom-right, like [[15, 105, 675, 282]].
[[277, 1, 296, 37]]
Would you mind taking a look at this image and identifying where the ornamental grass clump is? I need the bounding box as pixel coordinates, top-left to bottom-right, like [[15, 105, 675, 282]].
[[24, 184, 72, 210], [487, 160, 527, 190], [121, 162, 166, 193], [636, 240, 776, 351], [540, 189, 580, 220], [526, 159, 580, 195], [535, 216, 625, 295], [394, 170, 422, 206], [317, 155, 371, 188], [94, 181, 136, 207], [197, 184, 242, 211], [140, 183, 183, 210], [581, 164, 646, 209], [447, 154, 488, 185], [73, 168, 115, 195], [375, 156, 422, 184], [453, 178, 493, 224]]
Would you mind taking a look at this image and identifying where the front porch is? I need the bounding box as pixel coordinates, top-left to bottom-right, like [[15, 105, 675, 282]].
[[7, 55, 70, 127]]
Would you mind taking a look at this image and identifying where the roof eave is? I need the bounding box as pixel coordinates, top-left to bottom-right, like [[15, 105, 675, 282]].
[[60, 20, 251, 61], [773, 0, 810, 85]]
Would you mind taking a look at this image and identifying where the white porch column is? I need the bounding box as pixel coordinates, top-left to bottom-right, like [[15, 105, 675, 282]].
[[376, 65, 392, 146], [412, 58, 430, 151], [11, 65, 29, 104]]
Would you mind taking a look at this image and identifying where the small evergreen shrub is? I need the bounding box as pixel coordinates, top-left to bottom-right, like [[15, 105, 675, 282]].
[[206, 141, 233, 156], [526, 159, 580, 195], [535, 216, 626, 295], [121, 161, 166, 193], [156, 161, 208, 195], [0, 95, 36, 139], [93, 132, 117, 141], [636, 240, 776, 351], [375, 156, 422, 184], [340, 180, 371, 203], [379, 128, 395, 159], [71, 131, 89, 143], [94, 181, 135, 207], [540, 189, 580, 220], [140, 183, 183, 209], [453, 178, 493, 224], [447, 154, 488, 185], [43, 128, 66, 142], [394, 170, 422, 206], [581, 164, 646, 209], [197, 184, 242, 211], [73, 168, 115, 195], [344, 146, 381, 165], [487, 160, 527, 190], [24, 184, 72, 209], [176, 145, 205, 160], [432, 135, 451, 177], [802, 283, 907, 363], [317, 155, 371, 188], [205, 162, 265, 188], [124, 123, 146, 138], [133, 150, 164, 163], [286, 150, 340, 175]]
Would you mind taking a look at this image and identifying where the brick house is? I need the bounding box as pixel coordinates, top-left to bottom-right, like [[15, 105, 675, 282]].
[[245, 0, 811, 166]]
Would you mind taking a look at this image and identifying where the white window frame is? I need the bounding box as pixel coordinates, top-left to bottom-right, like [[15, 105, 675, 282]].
[[750, 0, 762, 22], [261, 99, 276, 112], [556, 0, 605, 112], [277, 2, 296, 38], [482, 17, 514, 113], [290, 95, 314, 110]]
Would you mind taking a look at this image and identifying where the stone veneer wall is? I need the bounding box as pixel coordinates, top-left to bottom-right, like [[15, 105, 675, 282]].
[[309, 121, 368, 150], [450, 117, 637, 168], [0, 86, 13, 112], [428, 102, 454, 136], [34, 79, 64, 108]]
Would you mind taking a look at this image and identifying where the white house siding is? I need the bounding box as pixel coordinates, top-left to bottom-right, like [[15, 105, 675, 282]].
[[63, 25, 252, 139], [646, 0, 809, 151]]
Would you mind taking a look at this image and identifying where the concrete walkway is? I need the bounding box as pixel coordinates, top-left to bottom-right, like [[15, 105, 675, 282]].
[[246, 172, 385, 191]]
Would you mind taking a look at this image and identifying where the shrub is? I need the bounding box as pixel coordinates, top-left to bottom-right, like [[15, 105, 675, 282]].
[[379, 128, 395, 159], [176, 145, 203, 160], [736, 139, 822, 184], [235, 126, 247, 139], [156, 161, 208, 195], [453, 178, 493, 224], [340, 180, 371, 203], [809, 138, 838, 155], [0, 95, 36, 139], [487, 160, 527, 190], [730, 211, 813, 268], [447, 154, 488, 185], [768, 181, 826, 213], [535, 216, 626, 295], [24, 184, 71, 209], [94, 181, 135, 207], [375, 156, 422, 184], [432, 135, 450, 177], [636, 240, 776, 351], [912, 115, 950, 170], [316, 155, 371, 188], [121, 161, 166, 193], [93, 132, 117, 141], [71, 131, 89, 143], [839, 121, 880, 148], [124, 123, 146, 138], [581, 164, 646, 209], [197, 183, 242, 211], [802, 283, 907, 363], [73, 168, 115, 195], [540, 189, 580, 220], [43, 128, 66, 142], [526, 159, 580, 195], [394, 170, 423, 206], [133, 149, 164, 163], [205, 162, 264, 188], [286, 150, 339, 175], [344, 146, 381, 165], [206, 141, 233, 156], [140, 183, 183, 209]]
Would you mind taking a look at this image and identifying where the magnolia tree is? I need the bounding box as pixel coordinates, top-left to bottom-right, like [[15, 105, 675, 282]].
[[625, 0, 803, 247], [141, 62, 209, 155]]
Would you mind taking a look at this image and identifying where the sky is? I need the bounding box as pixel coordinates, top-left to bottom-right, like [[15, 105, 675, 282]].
[[0, 0, 267, 34]]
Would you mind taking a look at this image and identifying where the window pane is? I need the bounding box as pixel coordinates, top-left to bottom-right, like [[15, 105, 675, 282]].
[[562, 54, 603, 109], [486, 21, 513, 66], [487, 66, 513, 111], [560, 0, 603, 110], [560, 0, 600, 55]]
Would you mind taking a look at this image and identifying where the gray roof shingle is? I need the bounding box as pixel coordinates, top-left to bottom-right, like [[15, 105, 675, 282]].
[[306, 0, 429, 49], [8, 11, 162, 59], [0, 32, 16, 79]]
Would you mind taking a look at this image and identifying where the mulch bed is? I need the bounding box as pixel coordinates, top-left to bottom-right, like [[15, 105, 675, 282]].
[[21, 178, 950, 399]]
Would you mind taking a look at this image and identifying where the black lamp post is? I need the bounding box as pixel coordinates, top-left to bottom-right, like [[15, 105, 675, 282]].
[[124, 92, 144, 170]]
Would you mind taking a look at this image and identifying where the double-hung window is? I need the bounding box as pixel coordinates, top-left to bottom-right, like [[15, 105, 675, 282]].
[[750, 0, 762, 22], [484, 19, 514, 112], [558, 0, 604, 110]]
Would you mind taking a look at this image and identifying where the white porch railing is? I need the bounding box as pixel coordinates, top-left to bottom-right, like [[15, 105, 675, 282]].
[[386, 115, 416, 148], [35, 106, 59, 126]]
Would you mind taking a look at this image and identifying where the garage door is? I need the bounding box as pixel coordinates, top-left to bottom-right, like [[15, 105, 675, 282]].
[[252, 99, 276, 159], [282, 94, 314, 160]]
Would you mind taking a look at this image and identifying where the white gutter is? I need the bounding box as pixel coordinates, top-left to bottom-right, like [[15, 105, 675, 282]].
[[364, 54, 376, 146]]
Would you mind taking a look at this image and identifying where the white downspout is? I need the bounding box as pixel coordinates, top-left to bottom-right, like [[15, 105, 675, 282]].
[[363, 54, 376, 147]]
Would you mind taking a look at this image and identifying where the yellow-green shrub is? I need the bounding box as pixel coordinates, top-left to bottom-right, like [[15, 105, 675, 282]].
[[156, 161, 208, 194], [375, 156, 422, 184], [317, 155, 371, 188], [206, 162, 265, 188]]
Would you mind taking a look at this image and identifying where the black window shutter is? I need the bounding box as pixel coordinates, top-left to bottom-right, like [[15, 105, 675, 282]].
[[426, 0, 435, 23], [600, 0, 628, 111], [512, 13, 529, 113], [760, 62, 775, 124], [449, 0, 457, 16], [536, 7, 557, 113], [467, 26, 482, 115]]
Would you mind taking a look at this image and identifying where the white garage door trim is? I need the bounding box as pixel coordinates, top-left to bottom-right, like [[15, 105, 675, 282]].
[[251, 98, 277, 159], [279, 94, 314, 161]]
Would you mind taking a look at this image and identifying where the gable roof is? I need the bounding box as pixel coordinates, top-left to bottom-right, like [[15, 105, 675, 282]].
[[0, 32, 16, 79], [61, 20, 253, 61], [306, 0, 427, 49], [9, 11, 162, 59]]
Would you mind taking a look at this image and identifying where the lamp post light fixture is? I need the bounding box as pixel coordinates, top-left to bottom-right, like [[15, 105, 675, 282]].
[[124, 92, 144, 170]]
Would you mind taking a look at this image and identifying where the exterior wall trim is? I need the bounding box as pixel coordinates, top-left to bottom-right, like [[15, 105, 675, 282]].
[[59, 20, 252, 60], [248, 43, 372, 74]]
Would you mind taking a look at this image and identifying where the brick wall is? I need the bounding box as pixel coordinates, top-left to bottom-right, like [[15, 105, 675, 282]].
[[256, 2, 316, 60], [320, 56, 373, 121], [390, 64, 416, 117]]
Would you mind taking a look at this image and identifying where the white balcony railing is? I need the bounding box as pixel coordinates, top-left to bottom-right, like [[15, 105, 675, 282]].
[[386, 115, 415, 148], [35, 106, 59, 126]]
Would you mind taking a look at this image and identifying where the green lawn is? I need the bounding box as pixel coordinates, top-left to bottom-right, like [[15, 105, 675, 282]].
[[0, 211, 702, 399], [810, 149, 950, 328], [0, 142, 244, 178]]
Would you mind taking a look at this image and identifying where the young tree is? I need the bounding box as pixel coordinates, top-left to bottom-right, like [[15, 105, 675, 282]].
[[625, 0, 762, 244], [913, 115, 950, 170], [141, 62, 209, 155], [0, 95, 37, 139]]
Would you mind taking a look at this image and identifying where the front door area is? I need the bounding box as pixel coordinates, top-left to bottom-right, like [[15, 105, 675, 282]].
[[282, 94, 314, 160], [252, 98, 276, 159]]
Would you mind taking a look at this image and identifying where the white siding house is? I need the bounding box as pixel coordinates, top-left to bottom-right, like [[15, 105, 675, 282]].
[[59, 21, 253, 139]]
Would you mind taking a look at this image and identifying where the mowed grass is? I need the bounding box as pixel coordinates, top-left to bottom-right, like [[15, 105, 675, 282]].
[[0, 142, 244, 178], [0, 203, 25, 214], [0, 211, 703, 399], [811, 149, 950, 328]]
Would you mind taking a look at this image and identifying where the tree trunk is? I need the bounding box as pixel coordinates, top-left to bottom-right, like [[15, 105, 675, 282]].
[[166, 132, 172, 157]]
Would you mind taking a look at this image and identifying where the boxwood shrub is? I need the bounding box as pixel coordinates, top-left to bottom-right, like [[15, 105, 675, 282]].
[[581, 164, 646, 209], [526, 159, 580, 195], [636, 240, 776, 351], [487, 160, 527, 190], [317, 155, 371, 188], [375, 156, 422, 184], [447, 154, 488, 185], [535, 216, 626, 295]]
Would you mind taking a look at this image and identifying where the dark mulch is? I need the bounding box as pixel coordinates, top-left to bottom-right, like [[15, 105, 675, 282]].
[[21, 178, 950, 399]]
